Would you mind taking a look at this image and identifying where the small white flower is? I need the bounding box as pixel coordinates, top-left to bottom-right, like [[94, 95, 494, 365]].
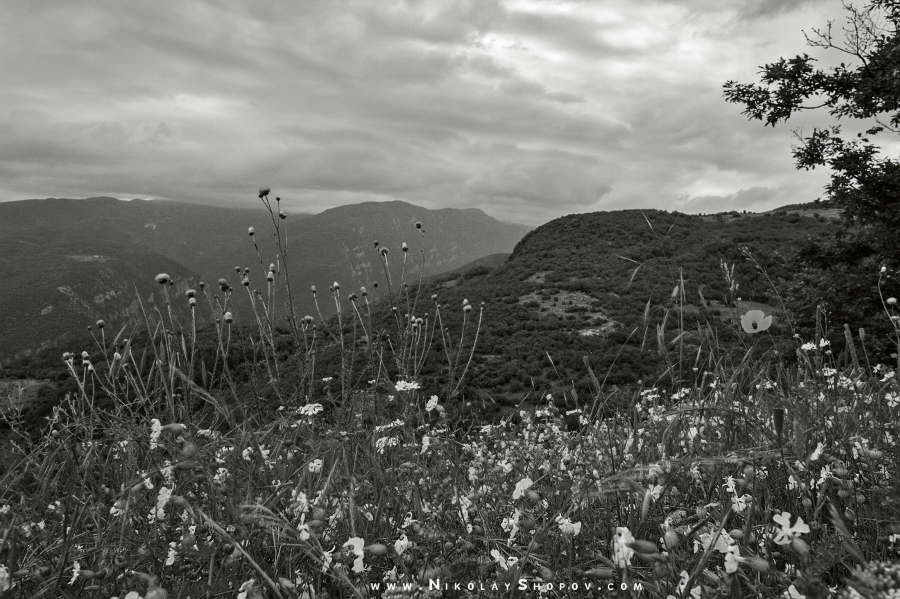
[[343, 536, 365, 573], [783, 584, 805, 599], [490, 548, 516, 570], [724, 543, 742, 574], [0, 564, 13, 592], [308, 459, 324, 473], [723, 476, 737, 494], [512, 477, 533, 500], [731, 494, 751, 513], [297, 514, 311, 541], [395, 380, 420, 392], [772, 511, 810, 545], [809, 442, 825, 461], [166, 541, 177, 566], [425, 395, 439, 412], [612, 527, 635, 568], [213, 468, 229, 485], [237, 578, 258, 599], [556, 515, 582, 537], [297, 403, 324, 416], [395, 534, 410, 555], [150, 419, 162, 449], [156, 487, 172, 520]]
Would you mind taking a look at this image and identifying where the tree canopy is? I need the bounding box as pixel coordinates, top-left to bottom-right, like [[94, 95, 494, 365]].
[[724, 0, 900, 361]]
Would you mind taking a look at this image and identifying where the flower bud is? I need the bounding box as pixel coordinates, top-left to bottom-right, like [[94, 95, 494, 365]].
[[161, 423, 185, 434], [664, 529, 679, 549], [364, 543, 388, 556], [585, 568, 615, 579], [628, 540, 658, 554], [259, 186, 270, 198], [742, 556, 770, 573], [790, 537, 809, 557], [181, 441, 197, 459]]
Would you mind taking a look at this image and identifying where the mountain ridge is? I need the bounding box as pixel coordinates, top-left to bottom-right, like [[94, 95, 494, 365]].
[[0, 196, 532, 363]]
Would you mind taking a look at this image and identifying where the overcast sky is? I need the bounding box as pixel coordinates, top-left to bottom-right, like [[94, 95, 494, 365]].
[[1, 0, 858, 225]]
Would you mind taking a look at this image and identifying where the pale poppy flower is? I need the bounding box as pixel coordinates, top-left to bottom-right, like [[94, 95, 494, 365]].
[[741, 310, 772, 334]]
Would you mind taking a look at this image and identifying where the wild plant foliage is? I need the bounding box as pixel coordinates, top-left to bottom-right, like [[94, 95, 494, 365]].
[[1, 187, 899, 599]]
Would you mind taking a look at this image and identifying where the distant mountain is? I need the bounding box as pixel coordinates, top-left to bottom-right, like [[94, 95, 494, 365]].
[[0, 197, 531, 363], [400, 208, 841, 401]]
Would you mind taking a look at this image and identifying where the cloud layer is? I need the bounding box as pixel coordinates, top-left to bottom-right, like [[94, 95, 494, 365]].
[[0, 0, 850, 224]]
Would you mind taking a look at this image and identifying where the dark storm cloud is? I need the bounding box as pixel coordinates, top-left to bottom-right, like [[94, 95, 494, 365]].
[[0, 0, 849, 225]]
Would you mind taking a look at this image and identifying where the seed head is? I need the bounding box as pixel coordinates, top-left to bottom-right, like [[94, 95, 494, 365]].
[[266, 272, 274, 282], [241, 277, 250, 287], [248, 227, 255, 236], [186, 289, 195, 298], [155, 273, 171, 285], [361, 286, 367, 296], [189, 297, 196, 307], [373, 281, 379, 288], [333, 281, 340, 290], [374, 240, 379, 248], [96, 320, 105, 329], [279, 210, 286, 219], [218, 278, 228, 289], [415, 221, 422, 229], [259, 186, 270, 198], [224, 312, 234, 324], [431, 294, 437, 301], [198, 281, 205, 289], [380, 247, 388, 256], [234, 266, 241, 273], [269, 263, 276, 272], [888, 297, 897, 306], [311, 285, 317, 294], [402, 242, 409, 252]]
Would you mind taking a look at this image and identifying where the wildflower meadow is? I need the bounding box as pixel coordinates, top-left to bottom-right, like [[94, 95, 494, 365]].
[[1, 188, 900, 599]]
